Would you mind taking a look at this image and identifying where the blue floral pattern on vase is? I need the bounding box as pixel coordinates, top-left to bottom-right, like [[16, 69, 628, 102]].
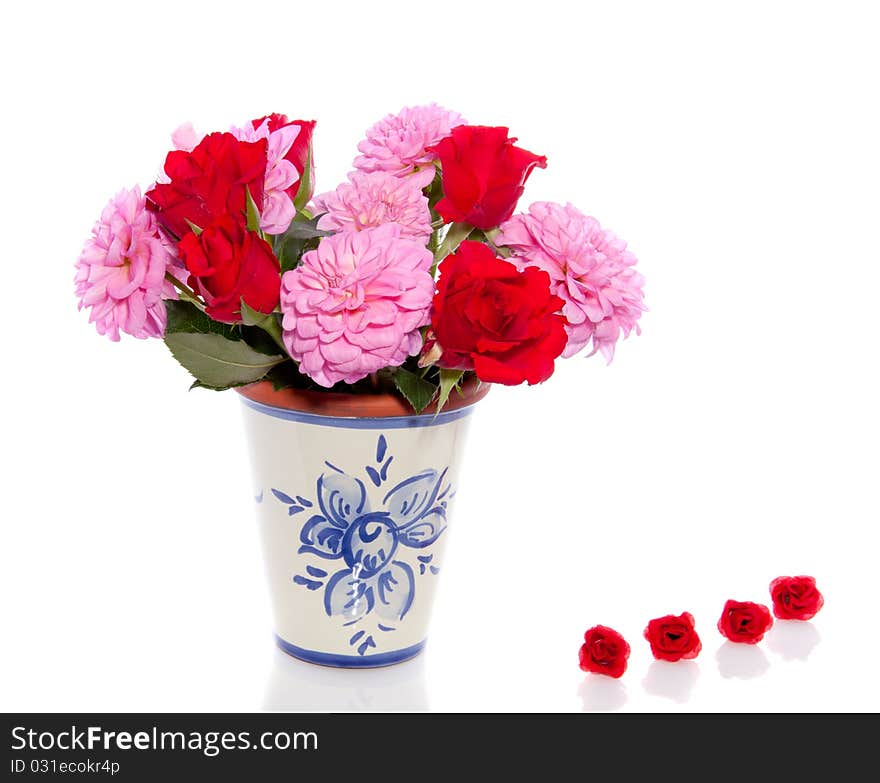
[[271, 435, 451, 655]]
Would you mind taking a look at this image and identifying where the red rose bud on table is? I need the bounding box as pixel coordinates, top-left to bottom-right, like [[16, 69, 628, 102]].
[[769, 575, 824, 621], [147, 132, 268, 238], [428, 125, 547, 229], [643, 612, 702, 662], [578, 625, 631, 678], [249, 114, 316, 205], [717, 599, 773, 644], [430, 241, 567, 385], [177, 216, 280, 323]]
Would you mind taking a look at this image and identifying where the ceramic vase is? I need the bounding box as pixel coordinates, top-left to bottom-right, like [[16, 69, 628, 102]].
[[238, 381, 489, 668]]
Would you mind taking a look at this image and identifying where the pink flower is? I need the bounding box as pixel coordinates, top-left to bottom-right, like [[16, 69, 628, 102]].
[[231, 117, 301, 234], [170, 122, 200, 152], [312, 172, 432, 242], [280, 224, 434, 387], [497, 202, 645, 361], [353, 103, 466, 189], [75, 187, 177, 341]]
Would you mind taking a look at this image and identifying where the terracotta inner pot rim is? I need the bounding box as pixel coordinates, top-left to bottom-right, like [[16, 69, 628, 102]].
[[235, 378, 491, 419]]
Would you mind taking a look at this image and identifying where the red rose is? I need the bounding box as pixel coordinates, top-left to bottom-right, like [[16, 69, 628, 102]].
[[147, 132, 268, 238], [644, 612, 702, 662], [177, 216, 280, 323], [428, 125, 547, 230], [250, 114, 316, 204], [578, 625, 631, 678], [770, 576, 824, 621], [717, 600, 773, 644], [431, 241, 566, 385]]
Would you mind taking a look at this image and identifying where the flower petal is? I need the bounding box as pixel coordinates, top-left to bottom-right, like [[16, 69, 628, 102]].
[[383, 468, 448, 529], [317, 470, 370, 528], [298, 514, 345, 560], [323, 568, 375, 623], [343, 513, 398, 577], [397, 508, 447, 549], [375, 560, 415, 621]]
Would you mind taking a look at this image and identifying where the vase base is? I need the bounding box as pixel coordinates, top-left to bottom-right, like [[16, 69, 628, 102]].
[[275, 635, 427, 669]]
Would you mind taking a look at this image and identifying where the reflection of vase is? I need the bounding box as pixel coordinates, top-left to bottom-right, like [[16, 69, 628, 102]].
[[264, 647, 429, 710], [238, 380, 489, 669]]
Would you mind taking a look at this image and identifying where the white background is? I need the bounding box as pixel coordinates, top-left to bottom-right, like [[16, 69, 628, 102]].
[[1, 0, 877, 712]]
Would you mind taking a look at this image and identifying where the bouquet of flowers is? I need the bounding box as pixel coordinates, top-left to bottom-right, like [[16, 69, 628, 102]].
[[75, 104, 645, 411]]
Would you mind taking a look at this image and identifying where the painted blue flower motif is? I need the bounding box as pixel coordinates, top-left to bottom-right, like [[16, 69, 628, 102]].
[[272, 435, 451, 652]]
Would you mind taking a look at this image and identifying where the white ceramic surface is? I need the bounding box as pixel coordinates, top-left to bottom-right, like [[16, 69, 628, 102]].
[[240, 396, 476, 667]]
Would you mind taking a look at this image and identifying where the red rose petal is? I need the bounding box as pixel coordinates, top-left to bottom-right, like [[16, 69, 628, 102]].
[[644, 611, 702, 662], [717, 599, 773, 644], [432, 242, 566, 386], [770, 575, 824, 621], [431, 125, 546, 230], [578, 625, 631, 678]]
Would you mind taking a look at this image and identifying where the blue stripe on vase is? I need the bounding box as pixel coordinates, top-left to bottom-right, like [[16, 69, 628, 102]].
[[241, 396, 475, 429], [275, 635, 427, 668]]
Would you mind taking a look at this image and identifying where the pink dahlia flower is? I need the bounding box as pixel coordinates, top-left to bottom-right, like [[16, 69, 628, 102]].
[[353, 103, 466, 189], [75, 187, 177, 341], [280, 224, 434, 387], [497, 202, 645, 361], [312, 172, 432, 242]]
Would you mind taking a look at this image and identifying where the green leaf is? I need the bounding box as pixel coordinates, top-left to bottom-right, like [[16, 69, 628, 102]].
[[245, 186, 262, 233], [166, 298, 285, 358], [184, 219, 203, 236], [265, 361, 312, 391], [240, 299, 265, 328], [240, 325, 284, 357], [273, 213, 333, 273], [279, 214, 333, 241], [436, 368, 464, 413], [164, 300, 239, 340], [393, 367, 437, 414], [293, 148, 313, 212], [425, 166, 443, 208], [432, 221, 474, 275], [164, 302, 285, 388], [240, 299, 288, 355], [165, 331, 284, 390]]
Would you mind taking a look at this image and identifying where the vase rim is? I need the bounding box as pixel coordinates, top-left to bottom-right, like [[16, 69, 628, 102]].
[[235, 377, 490, 419]]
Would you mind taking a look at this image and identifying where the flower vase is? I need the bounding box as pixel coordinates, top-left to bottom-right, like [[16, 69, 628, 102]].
[[237, 381, 489, 668]]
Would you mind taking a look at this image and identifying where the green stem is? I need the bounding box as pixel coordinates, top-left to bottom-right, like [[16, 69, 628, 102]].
[[165, 272, 204, 310], [432, 222, 473, 275], [255, 311, 288, 355], [482, 227, 503, 255]]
